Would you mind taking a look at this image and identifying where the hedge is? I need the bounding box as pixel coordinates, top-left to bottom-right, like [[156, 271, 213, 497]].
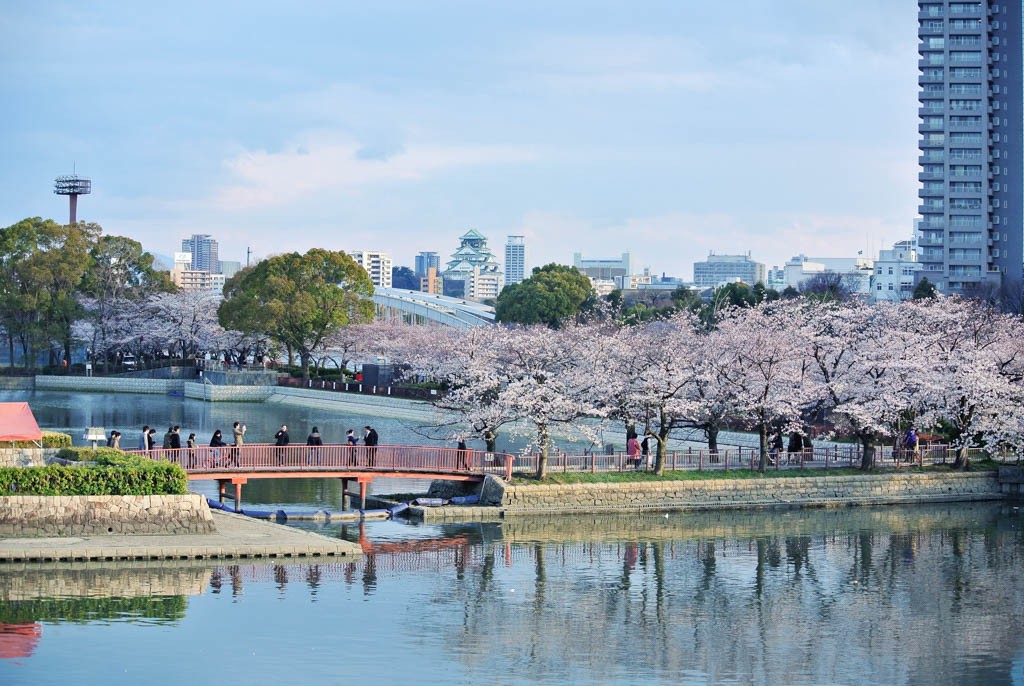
[[0, 457, 188, 496], [2, 431, 72, 449]]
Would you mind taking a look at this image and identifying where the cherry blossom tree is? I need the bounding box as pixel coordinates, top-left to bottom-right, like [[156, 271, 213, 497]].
[[716, 302, 813, 473], [798, 300, 919, 470], [908, 297, 1024, 469]]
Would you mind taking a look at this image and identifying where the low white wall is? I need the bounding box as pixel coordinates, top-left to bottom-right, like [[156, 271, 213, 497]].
[[36, 376, 184, 394], [183, 382, 273, 402]]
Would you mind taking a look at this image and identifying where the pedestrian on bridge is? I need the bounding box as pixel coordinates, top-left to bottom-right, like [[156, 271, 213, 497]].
[[210, 429, 226, 467], [364, 426, 379, 467], [456, 438, 470, 470], [346, 429, 358, 465], [139, 425, 149, 450], [275, 424, 290, 465], [306, 426, 323, 465], [232, 421, 246, 467]]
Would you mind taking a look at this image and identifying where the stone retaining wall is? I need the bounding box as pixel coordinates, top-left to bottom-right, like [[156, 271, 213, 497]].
[[183, 382, 273, 402], [268, 385, 448, 421], [0, 494, 215, 536], [0, 448, 61, 468], [0, 377, 33, 390], [35, 376, 184, 395], [486, 472, 1003, 515]]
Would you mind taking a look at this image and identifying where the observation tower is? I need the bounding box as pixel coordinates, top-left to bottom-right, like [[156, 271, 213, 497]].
[[54, 174, 91, 224]]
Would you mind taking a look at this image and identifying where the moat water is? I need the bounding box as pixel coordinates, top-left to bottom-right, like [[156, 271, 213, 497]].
[[1, 391, 1023, 684]]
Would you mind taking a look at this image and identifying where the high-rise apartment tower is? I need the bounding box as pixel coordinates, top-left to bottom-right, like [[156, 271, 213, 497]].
[[917, 1, 1022, 293], [181, 234, 220, 274], [505, 236, 526, 286]]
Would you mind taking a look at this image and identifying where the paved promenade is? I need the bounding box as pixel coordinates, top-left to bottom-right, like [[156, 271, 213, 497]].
[[0, 510, 361, 563]]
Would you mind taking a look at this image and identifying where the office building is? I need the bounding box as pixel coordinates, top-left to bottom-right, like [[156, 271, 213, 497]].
[[219, 260, 242, 280], [572, 252, 633, 280], [692, 252, 767, 288], [349, 250, 393, 288], [181, 234, 220, 274], [783, 255, 874, 295], [415, 251, 441, 278], [420, 266, 443, 295], [171, 252, 226, 291], [504, 236, 526, 286], [871, 239, 924, 302], [917, 0, 1022, 293]]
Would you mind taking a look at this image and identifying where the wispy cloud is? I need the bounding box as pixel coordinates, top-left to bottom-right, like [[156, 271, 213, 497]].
[[210, 135, 539, 211]]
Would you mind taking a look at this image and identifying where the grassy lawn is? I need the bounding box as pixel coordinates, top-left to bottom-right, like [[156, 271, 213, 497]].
[[511, 460, 999, 486]]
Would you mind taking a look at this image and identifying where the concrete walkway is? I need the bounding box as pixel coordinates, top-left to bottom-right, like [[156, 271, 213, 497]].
[[0, 510, 361, 563]]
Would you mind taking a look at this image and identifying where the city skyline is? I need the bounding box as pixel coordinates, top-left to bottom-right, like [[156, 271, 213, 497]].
[[4, 2, 920, 279]]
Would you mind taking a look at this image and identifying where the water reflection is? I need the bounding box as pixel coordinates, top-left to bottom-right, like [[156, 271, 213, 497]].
[[1, 504, 1022, 685]]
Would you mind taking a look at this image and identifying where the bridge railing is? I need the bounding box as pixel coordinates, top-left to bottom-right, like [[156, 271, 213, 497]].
[[127, 444, 516, 476]]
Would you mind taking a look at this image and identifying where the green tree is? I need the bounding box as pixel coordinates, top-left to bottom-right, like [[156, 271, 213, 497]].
[[218, 249, 374, 378], [912, 277, 937, 300], [0, 218, 96, 366], [391, 266, 419, 290], [494, 263, 594, 328]]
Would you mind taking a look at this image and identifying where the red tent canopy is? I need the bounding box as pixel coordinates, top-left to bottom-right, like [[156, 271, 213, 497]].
[[0, 402, 43, 442]]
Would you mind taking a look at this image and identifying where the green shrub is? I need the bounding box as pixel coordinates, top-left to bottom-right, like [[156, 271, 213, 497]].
[[3, 431, 72, 449], [0, 462, 188, 496], [56, 446, 130, 463]]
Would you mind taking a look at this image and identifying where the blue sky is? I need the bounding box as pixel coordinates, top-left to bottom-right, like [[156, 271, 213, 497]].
[[1, 1, 919, 279]]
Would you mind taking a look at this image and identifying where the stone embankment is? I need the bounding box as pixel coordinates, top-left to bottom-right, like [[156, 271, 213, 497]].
[[478, 472, 1003, 516], [0, 494, 215, 536]]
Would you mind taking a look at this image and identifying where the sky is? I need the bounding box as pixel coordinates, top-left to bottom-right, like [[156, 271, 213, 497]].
[[0, 1, 920, 280]]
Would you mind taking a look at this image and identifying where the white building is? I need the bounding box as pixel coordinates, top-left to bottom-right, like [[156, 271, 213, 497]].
[[692, 252, 766, 288], [783, 254, 874, 295], [504, 235, 526, 286], [170, 251, 225, 291], [871, 240, 922, 302], [349, 250, 393, 288], [466, 266, 504, 301]]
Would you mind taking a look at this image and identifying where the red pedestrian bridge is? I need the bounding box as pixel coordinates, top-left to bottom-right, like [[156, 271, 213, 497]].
[[128, 444, 515, 510]]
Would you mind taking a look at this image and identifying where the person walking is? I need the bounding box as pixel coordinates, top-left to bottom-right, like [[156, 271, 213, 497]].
[[640, 435, 651, 470], [139, 425, 149, 450], [363, 426, 379, 467], [147, 428, 157, 452], [456, 438, 469, 470], [109, 431, 121, 450], [275, 424, 290, 465], [306, 426, 323, 465], [209, 429, 226, 467]]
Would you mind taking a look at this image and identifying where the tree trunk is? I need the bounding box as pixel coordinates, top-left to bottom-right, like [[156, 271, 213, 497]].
[[953, 444, 971, 470], [706, 424, 719, 453], [757, 422, 768, 473], [535, 424, 550, 479], [654, 429, 668, 476], [859, 435, 875, 471]]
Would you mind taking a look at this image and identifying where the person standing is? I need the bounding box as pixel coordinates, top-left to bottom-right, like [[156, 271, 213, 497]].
[[170, 426, 182, 449], [147, 428, 157, 452], [275, 424, 290, 465], [626, 435, 641, 470], [640, 435, 651, 469], [186, 432, 197, 468], [162, 426, 174, 451], [232, 421, 246, 467], [306, 426, 323, 465], [456, 438, 469, 470], [346, 429, 358, 465], [109, 431, 121, 450], [363, 426, 379, 467], [139, 425, 149, 450]]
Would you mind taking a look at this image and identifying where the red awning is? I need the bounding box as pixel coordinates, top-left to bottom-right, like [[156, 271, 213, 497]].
[[0, 402, 43, 442]]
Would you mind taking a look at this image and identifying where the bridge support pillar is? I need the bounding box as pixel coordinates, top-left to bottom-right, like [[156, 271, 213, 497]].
[[357, 476, 372, 511], [340, 478, 349, 510], [217, 479, 228, 505]]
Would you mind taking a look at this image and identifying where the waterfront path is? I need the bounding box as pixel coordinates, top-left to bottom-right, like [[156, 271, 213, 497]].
[[0, 510, 361, 564]]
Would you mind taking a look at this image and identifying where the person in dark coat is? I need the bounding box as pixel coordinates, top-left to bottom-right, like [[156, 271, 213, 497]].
[[275, 424, 290, 465], [363, 426, 379, 466], [209, 429, 226, 467], [456, 438, 469, 470], [306, 426, 323, 465], [170, 425, 182, 450]]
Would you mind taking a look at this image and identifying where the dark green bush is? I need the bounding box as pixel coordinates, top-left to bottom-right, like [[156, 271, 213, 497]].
[[57, 446, 130, 463], [4, 431, 72, 449], [0, 462, 188, 496]]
